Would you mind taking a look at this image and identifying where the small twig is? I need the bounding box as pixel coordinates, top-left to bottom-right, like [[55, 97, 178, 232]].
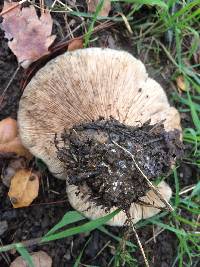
[[145, 228, 165, 244], [179, 185, 195, 196], [0, 65, 21, 109], [117, 12, 133, 34], [0, 239, 11, 265], [60, 22, 85, 42], [131, 224, 150, 267], [88, 241, 111, 262], [0, 0, 28, 16], [143, 37, 154, 63], [152, 37, 179, 68], [39, 0, 45, 14], [119, 216, 150, 267], [51, 0, 58, 9], [54, 0, 70, 8], [112, 140, 174, 212], [1, 199, 67, 214]]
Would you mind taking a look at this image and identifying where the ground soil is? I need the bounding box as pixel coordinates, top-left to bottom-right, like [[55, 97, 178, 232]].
[[0, 1, 198, 267], [57, 119, 182, 211]]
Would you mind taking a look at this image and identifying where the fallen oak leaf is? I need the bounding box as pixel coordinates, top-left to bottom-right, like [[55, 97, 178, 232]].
[[8, 169, 39, 208], [0, 1, 56, 68], [87, 0, 111, 17], [0, 117, 32, 159], [10, 251, 52, 267]]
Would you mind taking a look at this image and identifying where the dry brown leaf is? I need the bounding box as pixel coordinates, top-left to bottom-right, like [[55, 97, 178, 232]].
[[0, 117, 32, 159], [8, 169, 39, 208], [10, 251, 52, 267], [0, 1, 56, 68], [176, 75, 186, 91], [87, 0, 111, 16], [68, 38, 83, 51]]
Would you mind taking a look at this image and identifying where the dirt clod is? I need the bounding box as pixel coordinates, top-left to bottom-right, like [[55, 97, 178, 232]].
[[57, 118, 183, 211]]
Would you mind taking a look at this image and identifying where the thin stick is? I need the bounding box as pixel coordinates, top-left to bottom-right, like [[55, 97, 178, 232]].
[[179, 185, 195, 196], [131, 223, 150, 267], [118, 12, 133, 34], [0, 65, 21, 108], [0, 239, 11, 265], [112, 140, 174, 212], [89, 241, 111, 261], [145, 228, 165, 244], [0, 0, 28, 16], [39, 0, 45, 14], [123, 212, 150, 267]]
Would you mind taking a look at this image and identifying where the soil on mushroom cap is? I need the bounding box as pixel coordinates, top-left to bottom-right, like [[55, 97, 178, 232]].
[[57, 118, 183, 211]]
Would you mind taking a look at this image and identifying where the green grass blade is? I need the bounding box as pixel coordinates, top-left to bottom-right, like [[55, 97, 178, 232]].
[[0, 242, 20, 253], [98, 226, 136, 248], [187, 89, 200, 132], [191, 181, 200, 197], [175, 215, 200, 228], [136, 211, 168, 228], [44, 211, 85, 237], [16, 245, 34, 267], [73, 237, 92, 267], [112, 0, 168, 9], [173, 168, 180, 207], [84, 0, 105, 47], [148, 220, 187, 237], [187, 27, 200, 59], [42, 209, 120, 242], [180, 198, 200, 209]]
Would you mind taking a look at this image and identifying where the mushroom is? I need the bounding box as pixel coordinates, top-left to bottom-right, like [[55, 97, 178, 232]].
[[18, 48, 182, 226], [67, 180, 172, 226]]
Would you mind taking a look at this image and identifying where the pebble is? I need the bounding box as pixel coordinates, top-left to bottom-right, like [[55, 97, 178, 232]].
[[64, 250, 71, 261]]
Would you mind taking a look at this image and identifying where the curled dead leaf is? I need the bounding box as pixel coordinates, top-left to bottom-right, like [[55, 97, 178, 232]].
[[0, 117, 17, 143], [68, 38, 83, 51], [0, 117, 32, 159], [176, 75, 186, 92], [0, 1, 56, 68], [8, 169, 39, 208], [10, 251, 52, 267], [87, 0, 111, 16]]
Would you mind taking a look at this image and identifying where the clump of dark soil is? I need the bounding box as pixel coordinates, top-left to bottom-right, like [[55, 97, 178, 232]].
[[57, 118, 183, 211]]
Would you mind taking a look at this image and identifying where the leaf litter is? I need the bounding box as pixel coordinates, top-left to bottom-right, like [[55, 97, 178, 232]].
[[0, 117, 37, 207], [0, 117, 32, 159], [0, 1, 56, 68], [8, 169, 39, 208]]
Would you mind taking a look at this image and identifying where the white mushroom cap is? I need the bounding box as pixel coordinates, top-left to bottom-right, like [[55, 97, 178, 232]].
[[67, 181, 172, 226], [18, 48, 181, 179]]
